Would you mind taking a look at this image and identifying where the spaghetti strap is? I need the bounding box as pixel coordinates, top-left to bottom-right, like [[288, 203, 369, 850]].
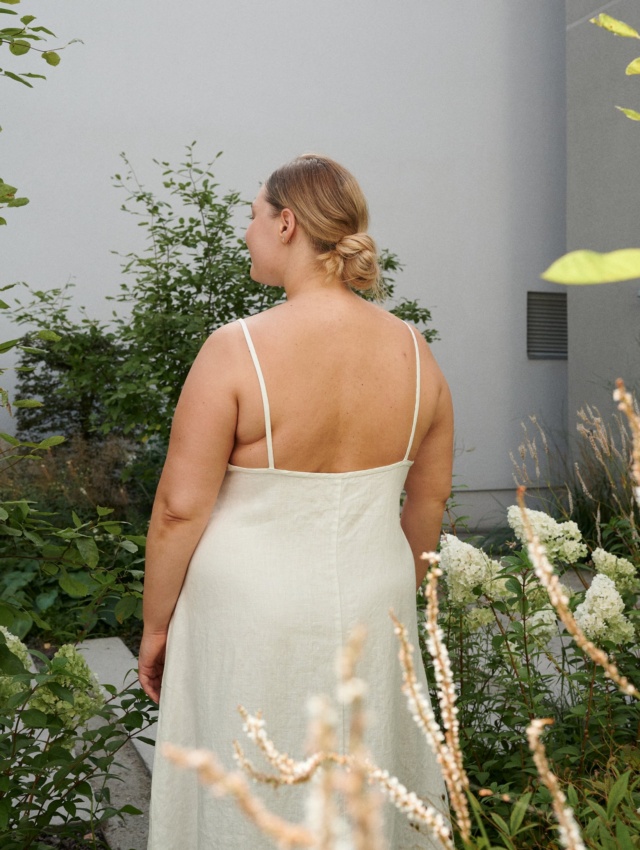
[[237, 319, 275, 469], [403, 322, 420, 461]]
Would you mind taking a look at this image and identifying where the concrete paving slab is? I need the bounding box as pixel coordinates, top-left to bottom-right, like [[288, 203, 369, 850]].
[[78, 637, 157, 773], [78, 637, 156, 850]]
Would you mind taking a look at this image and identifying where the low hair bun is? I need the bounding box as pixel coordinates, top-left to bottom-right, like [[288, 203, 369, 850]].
[[319, 233, 381, 297], [264, 154, 384, 299]]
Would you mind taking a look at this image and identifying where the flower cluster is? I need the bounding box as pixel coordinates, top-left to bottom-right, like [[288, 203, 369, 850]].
[[527, 606, 558, 647], [439, 534, 506, 606], [591, 547, 638, 595], [574, 574, 635, 646], [507, 506, 587, 564], [0, 627, 30, 703], [30, 643, 104, 730]]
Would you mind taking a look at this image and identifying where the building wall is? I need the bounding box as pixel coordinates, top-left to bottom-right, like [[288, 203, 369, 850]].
[[566, 1, 640, 428], [1, 1, 567, 529]]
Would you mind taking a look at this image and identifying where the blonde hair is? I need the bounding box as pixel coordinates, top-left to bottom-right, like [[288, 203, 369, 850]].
[[264, 154, 382, 298]]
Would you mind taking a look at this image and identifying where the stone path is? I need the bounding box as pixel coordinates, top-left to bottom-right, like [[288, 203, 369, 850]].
[[78, 638, 155, 850]]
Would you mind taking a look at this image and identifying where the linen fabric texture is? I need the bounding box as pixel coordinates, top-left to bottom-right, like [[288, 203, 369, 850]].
[[147, 318, 448, 849]]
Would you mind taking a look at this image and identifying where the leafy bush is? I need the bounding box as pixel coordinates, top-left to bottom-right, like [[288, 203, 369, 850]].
[[0, 627, 154, 849], [423, 500, 640, 847]]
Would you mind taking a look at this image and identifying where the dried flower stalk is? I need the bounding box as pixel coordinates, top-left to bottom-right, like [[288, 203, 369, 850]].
[[517, 488, 639, 700], [236, 706, 327, 785], [162, 743, 316, 849], [335, 625, 385, 850], [526, 719, 586, 850], [613, 378, 640, 508], [366, 763, 454, 850], [391, 560, 470, 842]]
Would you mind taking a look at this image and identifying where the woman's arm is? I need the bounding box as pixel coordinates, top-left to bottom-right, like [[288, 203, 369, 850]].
[[138, 327, 239, 702], [401, 365, 454, 589]]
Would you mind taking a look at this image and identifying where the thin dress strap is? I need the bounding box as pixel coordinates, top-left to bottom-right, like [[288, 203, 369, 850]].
[[403, 322, 421, 461], [237, 319, 275, 469]]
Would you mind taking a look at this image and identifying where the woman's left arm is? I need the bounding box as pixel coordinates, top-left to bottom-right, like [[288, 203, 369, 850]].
[[138, 327, 239, 702]]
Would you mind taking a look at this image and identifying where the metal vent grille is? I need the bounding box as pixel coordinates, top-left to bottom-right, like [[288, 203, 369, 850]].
[[527, 291, 567, 360]]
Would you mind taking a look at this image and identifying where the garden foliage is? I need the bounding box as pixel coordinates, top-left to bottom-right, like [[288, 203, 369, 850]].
[[543, 12, 640, 285], [424, 493, 640, 848], [0, 0, 75, 225], [11, 147, 439, 446]]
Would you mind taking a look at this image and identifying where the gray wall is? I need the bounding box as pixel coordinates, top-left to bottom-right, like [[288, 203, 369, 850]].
[[566, 1, 640, 426], [1, 1, 567, 529]]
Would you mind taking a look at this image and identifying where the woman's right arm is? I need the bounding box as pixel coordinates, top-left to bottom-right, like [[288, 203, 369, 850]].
[[401, 365, 454, 589], [138, 326, 239, 703]]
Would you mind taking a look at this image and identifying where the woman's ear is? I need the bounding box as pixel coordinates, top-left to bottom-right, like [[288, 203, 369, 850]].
[[279, 208, 297, 243]]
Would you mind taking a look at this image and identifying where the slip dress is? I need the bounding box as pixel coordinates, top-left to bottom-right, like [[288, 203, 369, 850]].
[[147, 318, 448, 849]]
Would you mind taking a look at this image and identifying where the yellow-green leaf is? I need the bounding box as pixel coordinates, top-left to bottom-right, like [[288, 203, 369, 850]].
[[590, 13, 640, 38], [542, 248, 640, 284], [625, 57, 640, 75], [12, 398, 43, 408], [42, 50, 60, 66], [9, 39, 30, 56], [35, 329, 61, 342], [616, 105, 640, 120]]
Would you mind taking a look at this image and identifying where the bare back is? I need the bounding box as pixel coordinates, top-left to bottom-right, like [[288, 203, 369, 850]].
[[227, 293, 446, 473]]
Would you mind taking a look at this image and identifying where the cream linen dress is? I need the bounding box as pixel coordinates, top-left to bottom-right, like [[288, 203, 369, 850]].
[[147, 319, 448, 849]]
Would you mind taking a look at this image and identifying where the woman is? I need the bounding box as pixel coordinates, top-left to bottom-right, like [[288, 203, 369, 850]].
[[139, 154, 454, 849]]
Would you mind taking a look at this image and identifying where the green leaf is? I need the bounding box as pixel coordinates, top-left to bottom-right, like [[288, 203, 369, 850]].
[[590, 13, 640, 38], [0, 798, 9, 831], [616, 105, 640, 121], [0, 0, 22, 5], [625, 57, 640, 75], [97, 505, 114, 516], [510, 792, 531, 834], [0, 432, 20, 446], [46, 682, 75, 704], [12, 398, 43, 408], [119, 804, 143, 815], [0, 299, 10, 308], [8, 38, 30, 55], [35, 589, 57, 611], [20, 14, 35, 24], [75, 536, 99, 568], [542, 248, 640, 284], [58, 571, 92, 598], [607, 771, 631, 819], [37, 434, 65, 448], [42, 50, 60, 66], [615, 820, 635, 850], [0, 217, 6, 225], [2, 70, 34, 86], [0, 643, 26, 674], [114, 595, 137, 623], [119, 538, 138, 553], [21, 708, 49, 728], [585, 797, 608, 821], [35, 328, 62, 342], [5, 196, 28, 208], [0, 337, 21, 353]]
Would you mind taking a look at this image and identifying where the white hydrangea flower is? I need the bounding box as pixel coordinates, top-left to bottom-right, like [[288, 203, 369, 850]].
[[0, 626, 31, 704], [574, 574, 635, 645], [527, 607, 558, 647], [30, 644, 104, 730], [439, 534, 503, 606], [591, 548, 638, 595], [507, 506, 587, 563], [465, 607, 495, 633]]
